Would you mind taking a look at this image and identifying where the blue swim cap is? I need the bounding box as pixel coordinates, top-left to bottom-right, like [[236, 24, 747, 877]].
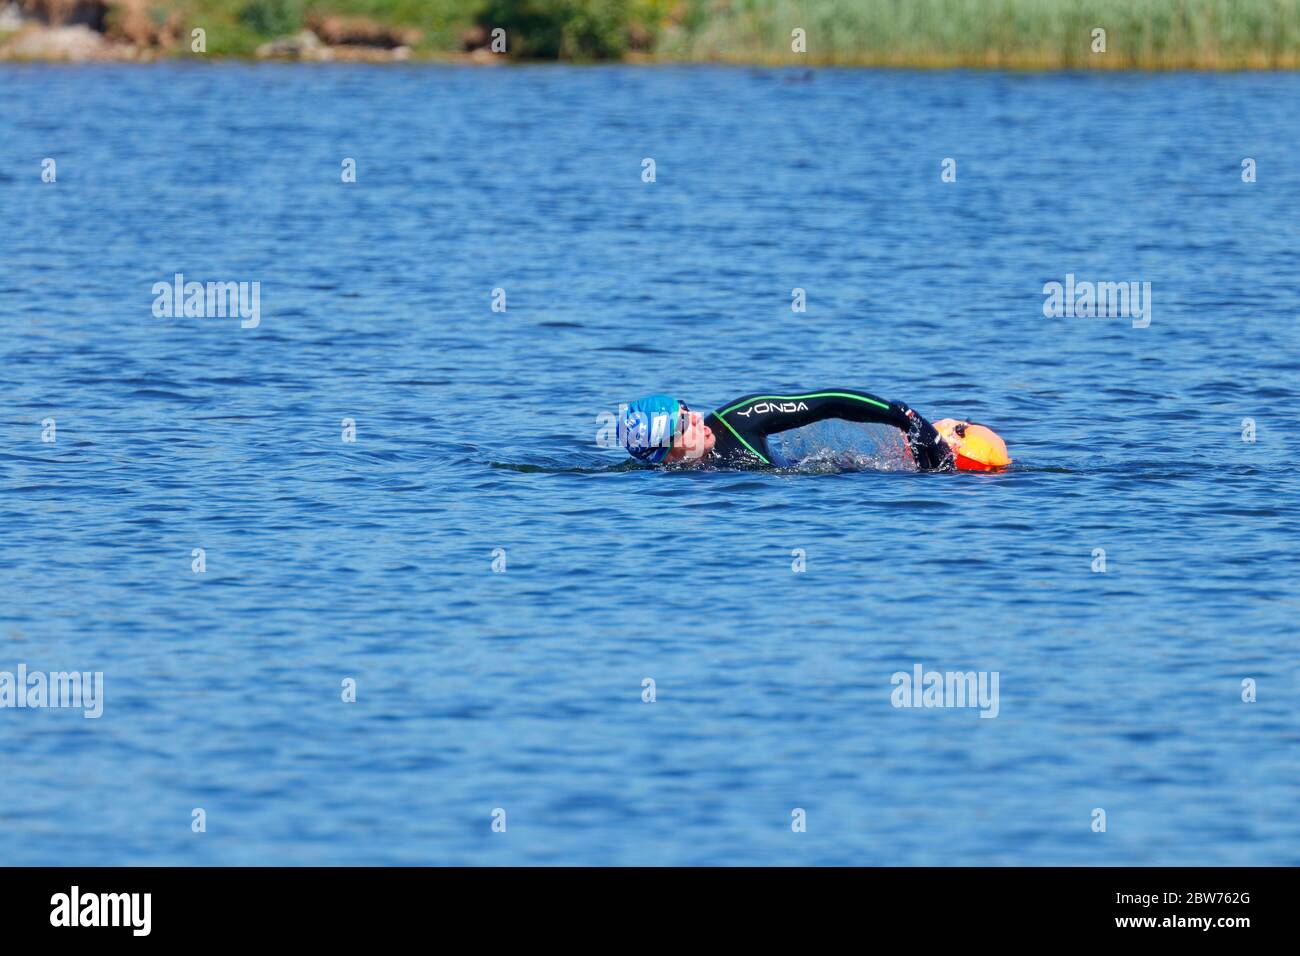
[[621, 394, 682, 463]]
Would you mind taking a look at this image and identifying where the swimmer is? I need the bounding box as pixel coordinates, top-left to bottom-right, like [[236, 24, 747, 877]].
[[618, 388, 1011, 471]]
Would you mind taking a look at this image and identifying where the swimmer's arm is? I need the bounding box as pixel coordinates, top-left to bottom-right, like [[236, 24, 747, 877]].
[[774, 390, 953, 468], [714, 389, 953, 469], [889, 402, 953, 471], [716, 388, 909, 436]]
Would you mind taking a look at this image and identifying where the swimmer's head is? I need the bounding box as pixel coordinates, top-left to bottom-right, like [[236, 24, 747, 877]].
[[932, 419, 1012, 471], [621, 395, 714, 463]]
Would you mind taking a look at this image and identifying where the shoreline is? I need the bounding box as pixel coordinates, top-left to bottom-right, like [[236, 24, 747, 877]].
[[5, 0, 1300, 71], [4, 50, 1300, 71]]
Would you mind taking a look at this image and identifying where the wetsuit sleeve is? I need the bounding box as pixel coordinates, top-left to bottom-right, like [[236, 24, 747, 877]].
[[892, 402, 952, 471], [708, 388, 953, 470]]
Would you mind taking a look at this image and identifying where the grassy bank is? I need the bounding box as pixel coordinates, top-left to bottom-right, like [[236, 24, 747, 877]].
[[659, 0, 1300, 69], [7, 0, 1300, 67]]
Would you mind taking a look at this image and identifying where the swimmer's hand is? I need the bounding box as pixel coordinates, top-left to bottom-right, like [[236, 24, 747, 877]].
[[890, 401, 955, 471]]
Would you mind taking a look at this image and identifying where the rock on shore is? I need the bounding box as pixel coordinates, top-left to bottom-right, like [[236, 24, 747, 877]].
[[0, 2, 423, 62], [0, 0, 177, 60], [255, 15, 420, 63]]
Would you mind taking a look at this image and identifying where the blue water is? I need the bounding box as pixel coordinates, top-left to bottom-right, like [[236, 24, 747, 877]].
[[1, 64, 1297, 865]]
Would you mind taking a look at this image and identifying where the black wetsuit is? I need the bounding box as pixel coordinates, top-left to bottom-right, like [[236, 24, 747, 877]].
[[701, 388, 953, 470]]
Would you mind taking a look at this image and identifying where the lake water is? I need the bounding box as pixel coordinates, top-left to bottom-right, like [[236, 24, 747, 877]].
[[1, 64, 1297, 865]]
